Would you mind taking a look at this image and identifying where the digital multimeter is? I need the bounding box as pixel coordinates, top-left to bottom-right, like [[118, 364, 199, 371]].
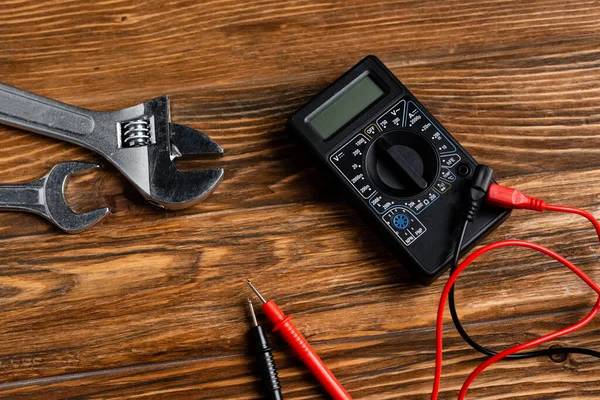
[[288, 56, 510, 285]]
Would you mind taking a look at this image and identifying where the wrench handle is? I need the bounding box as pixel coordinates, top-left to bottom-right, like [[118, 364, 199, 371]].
[[0, 180, 45, 213], [0, 83, 95, 141]]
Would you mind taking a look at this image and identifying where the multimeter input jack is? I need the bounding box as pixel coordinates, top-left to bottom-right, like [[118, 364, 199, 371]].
[[457, 163, 472, 178]]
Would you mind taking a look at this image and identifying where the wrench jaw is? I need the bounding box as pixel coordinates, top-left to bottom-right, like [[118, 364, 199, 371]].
[[114, 97, 224, 210], [169, 123, 224, 159], [155, 122, 225, 209], [44, 162, 110, 233], [147, 164, 224, 210]]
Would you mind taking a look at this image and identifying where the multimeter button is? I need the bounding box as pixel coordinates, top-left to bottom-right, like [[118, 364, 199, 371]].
[[385, 215, 414, 244], [392, 213, 409, 230], [376, 100, 406, 131], [440, 154, 461, 168], [434, 180, 451, 194], [383, 208, 426, 245], [440, 169, 456, 182]]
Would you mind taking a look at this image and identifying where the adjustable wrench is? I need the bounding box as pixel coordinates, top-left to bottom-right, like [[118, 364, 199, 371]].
[[0, 83, 224, 210], [0, 161, 109, 233]]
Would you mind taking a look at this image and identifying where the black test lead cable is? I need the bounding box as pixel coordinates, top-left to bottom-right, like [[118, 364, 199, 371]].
[[448, 165, 600, 361], [247, 298, 284, 400]]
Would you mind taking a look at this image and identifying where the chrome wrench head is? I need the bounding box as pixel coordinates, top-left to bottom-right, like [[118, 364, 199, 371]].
[[44, 162, 110, 232], [111, 96, 224, 209], [0, 84, 224, 210], [0, 162, 110, 233]]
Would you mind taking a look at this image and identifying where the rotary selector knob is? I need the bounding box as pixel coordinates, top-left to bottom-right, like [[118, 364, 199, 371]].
[[366, 129, 439, 198]]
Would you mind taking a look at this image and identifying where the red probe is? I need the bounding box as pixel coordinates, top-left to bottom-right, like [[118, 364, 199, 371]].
[[246, 279, 353, 400]]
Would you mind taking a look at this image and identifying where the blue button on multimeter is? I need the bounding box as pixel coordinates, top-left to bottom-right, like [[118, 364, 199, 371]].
[[393, 214, 409, 230]]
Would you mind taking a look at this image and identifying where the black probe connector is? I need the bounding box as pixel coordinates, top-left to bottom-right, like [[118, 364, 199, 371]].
[[247, 298, 284, 400], [464, 164, 494, 222]]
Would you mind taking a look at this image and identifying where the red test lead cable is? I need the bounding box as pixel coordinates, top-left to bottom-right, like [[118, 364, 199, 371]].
[[432, 183, 600, 400], [246, 279, 353, 400]]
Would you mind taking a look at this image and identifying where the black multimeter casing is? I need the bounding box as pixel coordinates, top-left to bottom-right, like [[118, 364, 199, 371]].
[[288, 56, 510, 285]]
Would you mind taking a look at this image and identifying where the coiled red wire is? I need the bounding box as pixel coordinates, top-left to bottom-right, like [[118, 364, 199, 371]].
[[432, 204, 600, 399]]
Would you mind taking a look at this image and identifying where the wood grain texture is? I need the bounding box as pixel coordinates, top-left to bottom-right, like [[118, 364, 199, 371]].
[[1, 0, 600, 398]]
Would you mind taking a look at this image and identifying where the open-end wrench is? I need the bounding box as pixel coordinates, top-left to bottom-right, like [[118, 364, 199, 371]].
[[0, 83, 224, 210], [0, 161, 109, 233]]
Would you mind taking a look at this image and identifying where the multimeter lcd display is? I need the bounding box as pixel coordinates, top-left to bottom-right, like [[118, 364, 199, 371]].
[[308, 73, 384, 139]]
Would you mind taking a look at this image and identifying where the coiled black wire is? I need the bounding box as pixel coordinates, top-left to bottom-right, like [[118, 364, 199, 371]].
[[449, 219, 600, 360]]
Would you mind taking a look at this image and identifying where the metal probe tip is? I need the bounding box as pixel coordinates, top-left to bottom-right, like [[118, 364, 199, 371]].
[[247, 298, 258, 327], [245, 279, 267, 304]]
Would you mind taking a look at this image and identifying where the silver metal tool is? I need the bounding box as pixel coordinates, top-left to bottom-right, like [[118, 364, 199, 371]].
[[0, 161, 109, 233], [0, 83, 224, 210]]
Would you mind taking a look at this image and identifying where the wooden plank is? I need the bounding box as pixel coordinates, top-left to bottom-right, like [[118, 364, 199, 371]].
[[0, 312, 597, 399], [0, 193, 598, 383], [0, 0, 599, 398], [2, 0, 600, 97]]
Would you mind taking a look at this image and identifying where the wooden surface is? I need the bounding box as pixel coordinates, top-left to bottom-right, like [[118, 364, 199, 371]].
[[0, 0, 599, 398]]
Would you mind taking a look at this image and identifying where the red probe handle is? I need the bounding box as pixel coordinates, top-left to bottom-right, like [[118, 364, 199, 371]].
[[262, 300, 353, 400]]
